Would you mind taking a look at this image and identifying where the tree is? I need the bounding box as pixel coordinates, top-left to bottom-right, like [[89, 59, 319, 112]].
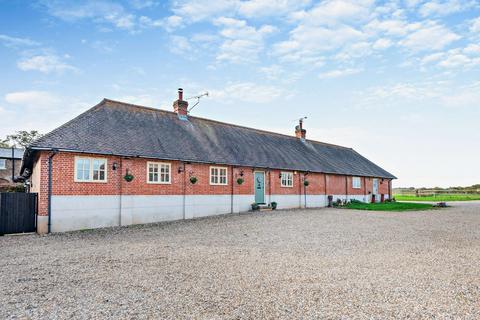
[[3, 130, 43, 148], [0, 139, 9, 148]]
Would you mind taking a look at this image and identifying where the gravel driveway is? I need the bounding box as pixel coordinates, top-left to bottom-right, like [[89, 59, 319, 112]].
[[1, 203, 479, 319]]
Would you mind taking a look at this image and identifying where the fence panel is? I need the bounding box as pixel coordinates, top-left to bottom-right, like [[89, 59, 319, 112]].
[[0, 193, 37, 235]]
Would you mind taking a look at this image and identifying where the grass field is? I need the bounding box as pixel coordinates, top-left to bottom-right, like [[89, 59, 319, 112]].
[[345, 202, 434, 211], [395, 194, 480, 202]]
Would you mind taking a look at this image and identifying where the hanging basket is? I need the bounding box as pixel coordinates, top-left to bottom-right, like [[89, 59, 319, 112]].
[[124, 173, 134, 182], [303, 180, 309, 187], [237, 178, 244, 185], [190, 176, 198, 184]]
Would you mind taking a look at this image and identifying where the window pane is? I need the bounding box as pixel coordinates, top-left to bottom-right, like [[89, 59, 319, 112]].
[[0, 159, 5, 169], [76, 159, 90, 181]]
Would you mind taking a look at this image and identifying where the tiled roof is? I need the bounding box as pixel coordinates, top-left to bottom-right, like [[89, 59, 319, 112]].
[[0, 147, 24, 159], [24, 99, 396, 179]]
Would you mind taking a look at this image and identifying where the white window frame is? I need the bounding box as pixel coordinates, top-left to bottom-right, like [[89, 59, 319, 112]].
[[210, 166, 228, 185], [147, 162, 171, 184], [0, 159, 6, 170], [352, 177, 361, 189], [74, 157, 108, 183], [280, 171, 294, 188]]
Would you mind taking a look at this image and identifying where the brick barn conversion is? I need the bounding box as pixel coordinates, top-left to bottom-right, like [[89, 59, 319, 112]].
[[20, 89, 396, 233]]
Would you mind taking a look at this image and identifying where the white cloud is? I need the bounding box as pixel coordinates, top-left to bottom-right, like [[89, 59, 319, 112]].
[[471, 17, 480, 33], [275, 24, 364, 62], [41, 0, 137, 30], [172, 0, 238, 22], [238, 0, 310, 18], [398, 21, 460, 51], [372, 38, 392, 50], [318, 68, 362, 79], [0, 34, 39, 48], [212, 82, 283, 103], [17, 54, 77, 74], [291, 0, 374, 26], [420, 45, 480, 69], [419, 0, 477, 17], [41, 0, 173, 32], [259, 65, 284, 80], [169, 35, 194, 57], [214, 17, 276, 63], [464, 43, 480, 55], [5, 91, 60, 108], [139, 15, 183, 32]]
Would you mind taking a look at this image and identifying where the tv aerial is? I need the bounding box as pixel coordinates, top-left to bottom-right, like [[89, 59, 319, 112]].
[[187, 92, 209, 112]]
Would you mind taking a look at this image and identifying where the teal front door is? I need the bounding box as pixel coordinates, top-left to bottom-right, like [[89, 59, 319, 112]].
[[254, 172, 265, 204]]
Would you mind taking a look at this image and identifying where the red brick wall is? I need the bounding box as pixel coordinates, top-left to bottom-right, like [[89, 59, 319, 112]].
[[325, 174, 347, 195], [33, 151, 393, 216]]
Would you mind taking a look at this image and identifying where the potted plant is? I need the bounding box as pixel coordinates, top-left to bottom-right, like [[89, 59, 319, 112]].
[[237, 178, 244, 185], [251, 203, 260, 211], [270, 202, 277, 210], [190, 176, 198, 184]]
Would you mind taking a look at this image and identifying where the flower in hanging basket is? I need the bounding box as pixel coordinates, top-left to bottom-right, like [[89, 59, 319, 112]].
[[190, 176, 198, 184], [237, 178, 244, 185], [303, 180, 309, 186], [124, 173, 134, 182]]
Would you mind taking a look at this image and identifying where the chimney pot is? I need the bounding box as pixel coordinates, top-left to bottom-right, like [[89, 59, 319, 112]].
[[178, 88, 183, 101]]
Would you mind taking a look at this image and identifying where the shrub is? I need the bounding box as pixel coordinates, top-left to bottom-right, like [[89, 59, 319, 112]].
[[349, 199, 364, 204], [0, 184, 25, 193]]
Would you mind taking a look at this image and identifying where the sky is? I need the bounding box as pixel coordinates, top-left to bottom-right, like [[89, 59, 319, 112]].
[[0, 0, 479, 188]]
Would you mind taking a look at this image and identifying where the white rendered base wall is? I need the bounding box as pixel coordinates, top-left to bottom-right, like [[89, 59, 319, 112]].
[[48, 193, 390, 232], [50, 194, 254, 233]]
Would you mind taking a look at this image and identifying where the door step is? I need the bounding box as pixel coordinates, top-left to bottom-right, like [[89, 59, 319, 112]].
[[258, 204, 272, 211]]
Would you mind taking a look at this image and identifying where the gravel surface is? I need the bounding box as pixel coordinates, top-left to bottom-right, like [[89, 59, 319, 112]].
[[1, 204, 479, 319]]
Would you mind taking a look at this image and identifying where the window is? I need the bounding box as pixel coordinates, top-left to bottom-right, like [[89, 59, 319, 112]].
[[74, 157, 107, 182], [210, 166, 227, 185], [352, 177, 361, 189], [0, 159, 5, 170], [281, 172, 293, 187], [147, 162, 171, 184]]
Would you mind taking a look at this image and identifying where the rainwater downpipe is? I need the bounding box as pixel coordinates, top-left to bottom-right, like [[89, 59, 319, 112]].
[[345, 176, 348, 202], [182, 162, 186, 220], [11, 146, 15, 183], [47, 149, 59, 234], [230, 166, 234, 214], [304, 172, 309, 208]]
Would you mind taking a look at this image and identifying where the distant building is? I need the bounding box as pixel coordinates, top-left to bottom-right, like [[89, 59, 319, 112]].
[[0, 147, 24, 186]]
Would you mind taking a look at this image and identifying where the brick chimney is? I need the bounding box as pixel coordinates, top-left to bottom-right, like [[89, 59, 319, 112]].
[[295, 118, 306, 139], [173, 88, 188, 116]]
